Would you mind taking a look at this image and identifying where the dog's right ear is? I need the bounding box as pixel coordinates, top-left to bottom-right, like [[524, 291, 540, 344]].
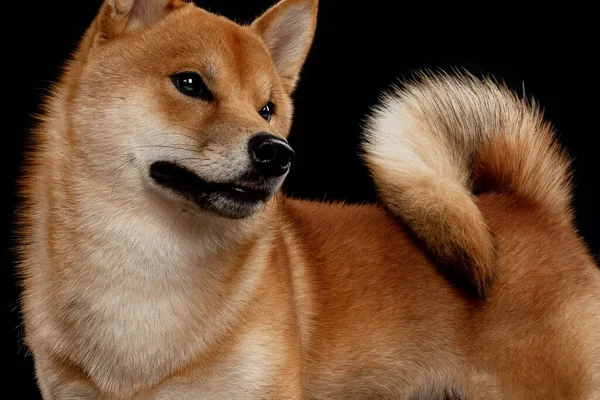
[[252, 0, 319, 93], [95, 0, 186, 41]]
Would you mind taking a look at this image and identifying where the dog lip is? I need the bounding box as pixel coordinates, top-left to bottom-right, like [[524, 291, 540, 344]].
[[150, 162, 177, 184], [150, 161, 207, 195], [150, 161, 270, 209], [234, 181, 263, 191]]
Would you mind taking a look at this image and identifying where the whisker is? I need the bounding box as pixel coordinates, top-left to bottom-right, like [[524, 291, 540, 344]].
[[174, 126, 235, 147], [177, 157, 205, 162], [96, 152, 128, 157], [176, 124, 204, 135], [171, 209, 185, 231], [161, 132, 202, 144], [111, 157, 136, 197], [189, 212, 198, 235], [109, 157, 136, 175], [153, 127, 233, 149], [132, 145, 199, 153]]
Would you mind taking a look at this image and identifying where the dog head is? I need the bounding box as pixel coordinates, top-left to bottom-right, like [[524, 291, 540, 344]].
[[71, 0, 318, 218]]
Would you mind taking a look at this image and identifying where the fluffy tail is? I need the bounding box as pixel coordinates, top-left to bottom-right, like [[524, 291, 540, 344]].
[[362, 73, 572, 298]]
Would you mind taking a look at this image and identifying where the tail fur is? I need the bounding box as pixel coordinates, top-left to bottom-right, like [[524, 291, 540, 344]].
[[362, 73, 572, 298]]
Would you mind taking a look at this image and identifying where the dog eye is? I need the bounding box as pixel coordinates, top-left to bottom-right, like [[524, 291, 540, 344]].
[[259, 102, 275, 122], [171, 72, 213, 101]]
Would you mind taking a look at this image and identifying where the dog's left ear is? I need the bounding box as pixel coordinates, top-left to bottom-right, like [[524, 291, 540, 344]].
[[96, 0, 187, 40], [252, 0, 318, 93]]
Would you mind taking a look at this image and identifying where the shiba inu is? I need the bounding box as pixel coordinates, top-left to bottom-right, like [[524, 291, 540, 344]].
[[17, 0, 600, 398]]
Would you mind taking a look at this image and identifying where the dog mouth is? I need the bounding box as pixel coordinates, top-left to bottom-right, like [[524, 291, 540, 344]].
[[149, 161, 271, 218]]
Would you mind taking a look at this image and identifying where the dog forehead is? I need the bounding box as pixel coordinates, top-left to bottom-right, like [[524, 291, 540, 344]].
[[151, 6, 276, 87]]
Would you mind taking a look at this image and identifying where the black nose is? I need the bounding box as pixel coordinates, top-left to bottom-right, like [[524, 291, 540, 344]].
[[249, 133, 295, 178]]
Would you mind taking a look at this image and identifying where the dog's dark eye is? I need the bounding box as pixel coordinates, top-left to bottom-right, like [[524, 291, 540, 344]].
[[259, 102, 275, 122], [171, 72, 212, 101]]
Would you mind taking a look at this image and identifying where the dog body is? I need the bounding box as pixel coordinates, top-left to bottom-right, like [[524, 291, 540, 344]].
[[19, 0, 600, 398]]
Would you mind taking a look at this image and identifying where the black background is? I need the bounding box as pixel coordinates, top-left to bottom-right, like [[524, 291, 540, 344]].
[[3, 1, 598, 397]]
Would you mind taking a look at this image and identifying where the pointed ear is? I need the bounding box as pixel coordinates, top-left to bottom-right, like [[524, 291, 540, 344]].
[[251, 0, 318, 93], [96, 0, 186, 40]]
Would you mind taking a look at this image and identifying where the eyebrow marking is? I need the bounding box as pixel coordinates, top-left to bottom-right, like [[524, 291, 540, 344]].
[[195, 54, 220, 82], [204, 62, 220, 81]]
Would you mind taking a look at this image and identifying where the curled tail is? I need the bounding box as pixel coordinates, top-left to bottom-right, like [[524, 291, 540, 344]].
[[362, 73, 572, 298]]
